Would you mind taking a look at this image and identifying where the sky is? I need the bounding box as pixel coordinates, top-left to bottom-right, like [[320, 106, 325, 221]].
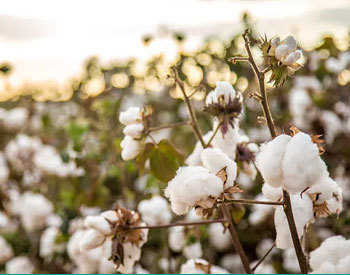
[[0, 0, 349, 86]]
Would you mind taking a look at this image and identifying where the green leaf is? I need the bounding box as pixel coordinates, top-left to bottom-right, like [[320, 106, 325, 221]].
[[66, 122, 89, 152], [231, 205, 246, 224], [136, 142, 155, 174], [149, 140, 183, 182]]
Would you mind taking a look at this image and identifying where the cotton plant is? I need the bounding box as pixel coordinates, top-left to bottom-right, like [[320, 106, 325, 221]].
[[5, 256, 35, 274]]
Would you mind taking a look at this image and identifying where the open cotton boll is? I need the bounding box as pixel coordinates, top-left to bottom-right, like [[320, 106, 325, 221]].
[[249, 194, 274, 225], [121, 135, 141, 161], [274, 194, 313, 249], [186, 132, 212, 166], [84, 215, 113, 236], [275, 45, 290, 61], [336, 255, 350, 273], [138, 196, 172, 226], [256, 134, 291, 188], [40, 226, 64, 258], [79, 229, 105, 251], [0, 235, 13, 264], [164, 166, 223, 215], [5, 256, 35, 274], [119, 107, 142, 125], [183, 242, 203, 259], [117, 242, 142, 274], [205, 81, 236, 106], [201, 148, 237, 189], [326, 185, 343, 215], [282, 35, 297, 53], [282, 133, 328, 194], [262, 183, 283, 202], [1, 107, 29, 131], [283, 248, 300, 273], [180, 259, 229, 274], [309, 235, 350, 271], [307, 177, 338, 204], [208, 222, 231, 251], [283, 50, 302, 66], [211, 123, 240, 160], [123, 123, 144, 138], [168, 226, 186, 252]]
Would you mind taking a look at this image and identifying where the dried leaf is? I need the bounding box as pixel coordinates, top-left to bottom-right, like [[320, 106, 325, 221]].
[[289, 125, 301, 136], [216, 167, 227, 183], [195, 262, 211, 274], [311, 134, 325, 155], [225, 185, 243, 194], [314, 202, 330, 218]]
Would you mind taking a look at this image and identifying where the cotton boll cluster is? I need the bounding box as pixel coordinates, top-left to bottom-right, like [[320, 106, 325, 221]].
[[256, 132, 332, 194], [208, 222, 231, 251], [0, 107, 29, 132], [79, 207, 148, 274], [180, 259, 229, 274], [10, 192, 54, 232], [166, 148, 238, 216], [119, 107, 145, 161], [271, 35, 302, 67], [137, 195, 172, 226], [274, 194, 313, 249], [0, 235, 14, 264], [309, 235, 350, 273], [5, 256, 35, 274]]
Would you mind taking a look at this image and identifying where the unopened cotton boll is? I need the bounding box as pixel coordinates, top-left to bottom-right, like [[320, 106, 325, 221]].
[[121, 135, 141, 161], [119, 107, 142, 125], [138, 196, 172, 226], [0, 235, 14, 264], [164, 166, 223, 215], [274, 194, 313, 249], [5, 256, 35, 274], [208, 222, 231, 251], [79, 229, 105, 251], [282, 133, 328, 194], [256, 134, 291, 188], [183, 242, 203, 259], [262, 183, 283, 202], [123, 123, 144, 138], [201, 148, 237, 189]]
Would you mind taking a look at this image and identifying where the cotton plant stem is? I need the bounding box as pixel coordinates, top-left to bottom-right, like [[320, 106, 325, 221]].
[[221, 198, 284, 206], [148, 120, 191, 132], [231, 29, 308, 273], [251, 242, 276, 272], [205, 121, 222, 147], [171, 67, 206, 147], [220, 203, 252, 274], [126, 218, 227, 230]]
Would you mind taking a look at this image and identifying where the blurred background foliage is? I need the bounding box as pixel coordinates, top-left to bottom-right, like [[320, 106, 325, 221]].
[[0, 13, 349, 274]]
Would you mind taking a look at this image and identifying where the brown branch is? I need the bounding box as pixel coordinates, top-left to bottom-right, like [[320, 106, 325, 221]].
[[251, 242, 276, 272], [220, 203, 252, 274], [229, 56, 249, 64], [171, 67, 206, 147], [125, 218, 227, 230], [222, 198, 284, 206], [234, 29, 308, 274], [148, 121, 191, 132]]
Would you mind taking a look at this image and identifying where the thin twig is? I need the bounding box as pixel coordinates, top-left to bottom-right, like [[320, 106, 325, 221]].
[[229, 56, 249, 64], [125, 219, 228, 230], [221, 199, 284, 206], [251, 242, 276, 272], [148, 121, 191, 132], [220, 203, 252, 274], [205, 121, 222, 147], [171, 67, 206, 147]]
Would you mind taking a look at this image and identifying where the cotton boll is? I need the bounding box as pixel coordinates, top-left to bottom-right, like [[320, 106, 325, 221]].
[[205, 90, 218, 105], [220, 254, 244, 273], [274, 194, 313, 249], [119, 107, 142, 125], [336, 255, 350, 273], [138, 196, 172, 226], [98, 256, 115, 274], [320, 111, 343, 143], [183, 242, 203, 259], [256, 134, 292, 188], [326, 186, 343, 215], [211, 123, 240, 160], [249, 194, 274, 225], [180, 259, 209, 274], [185, 208, 203, 222], [5, 256, 35, 274], [252, 262, 275, 274], [270, 36, 281, 54], [79, 229, 105, 251], [40, 226, 64, 258], [0, 235, 13, 264], [282, 133, 328, 194], [307, 177, 338, 204], [1, 107, 29, 131], [262, 183, 283, 202], [208, 223, 231, 251], [117, 242, 142, 274], [0, 153, 9, 185], [283, 248, 300, 273], [123, 123, 144, 138], [283, 50, 302, 65], [275, 45, 289, 61], [101, 210, 119, 223], [121, 135, 141, 161], [311, 262, 336, 274], [215, 81, 237, 104], [201, 148, 237, 189], [168, 226, 186, 252], [84, 215, 113, 236], [164, 166, 223, 215], [210, 265, 230, 274], [289, 88, 314, 129], [256, 238, 275, 260], [282, 35, 297, 53]]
